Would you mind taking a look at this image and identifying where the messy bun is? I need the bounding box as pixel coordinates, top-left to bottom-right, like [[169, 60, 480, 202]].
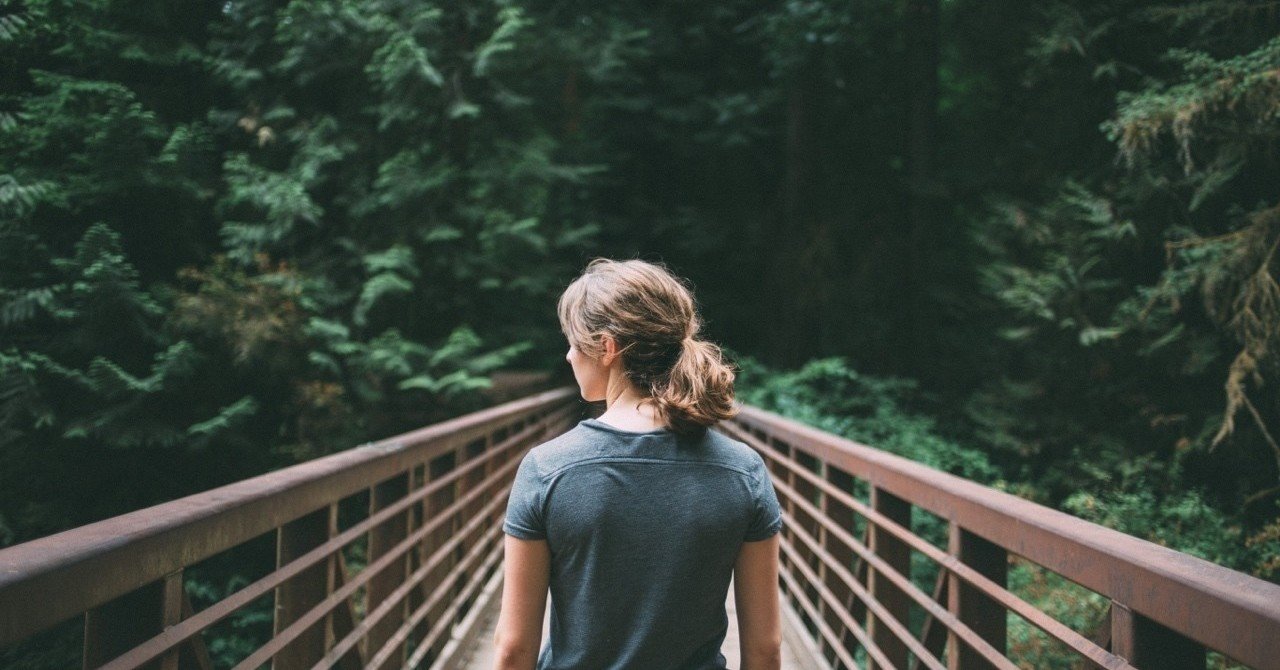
[[557, 257, 739, 436]]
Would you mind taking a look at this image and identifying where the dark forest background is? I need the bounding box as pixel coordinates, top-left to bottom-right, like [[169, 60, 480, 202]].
[[2, 0, 1278, 666]]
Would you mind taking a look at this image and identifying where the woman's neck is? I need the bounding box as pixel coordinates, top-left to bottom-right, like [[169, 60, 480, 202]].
[[598, 388, 667, 432]]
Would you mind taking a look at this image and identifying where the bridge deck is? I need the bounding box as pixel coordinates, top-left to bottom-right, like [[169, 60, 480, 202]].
[[454, 575, 828, 669]]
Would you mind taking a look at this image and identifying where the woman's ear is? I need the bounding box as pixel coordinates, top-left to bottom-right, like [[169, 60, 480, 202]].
[[601, 333, 618, 367]]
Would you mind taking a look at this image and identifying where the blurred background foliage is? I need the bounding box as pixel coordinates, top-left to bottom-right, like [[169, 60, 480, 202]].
[[1, 0, 1278, 666]]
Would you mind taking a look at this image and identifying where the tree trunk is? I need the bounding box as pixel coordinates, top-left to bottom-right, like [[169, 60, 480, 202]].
[[766, 52, 834, 367], [903, 0, 940, 377]]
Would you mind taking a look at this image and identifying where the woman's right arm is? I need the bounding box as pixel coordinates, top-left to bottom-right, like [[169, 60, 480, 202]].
[[734, 533, 782, 670]]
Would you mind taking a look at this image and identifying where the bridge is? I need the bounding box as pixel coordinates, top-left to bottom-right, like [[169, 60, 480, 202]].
[[1, 386, 1277, 669]]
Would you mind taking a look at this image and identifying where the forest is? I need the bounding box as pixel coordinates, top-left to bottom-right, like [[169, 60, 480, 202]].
[[1, 0, 1278, 667]]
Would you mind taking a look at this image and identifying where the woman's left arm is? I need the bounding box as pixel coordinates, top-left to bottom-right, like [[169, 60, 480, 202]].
[[493, 535, 550, 670]]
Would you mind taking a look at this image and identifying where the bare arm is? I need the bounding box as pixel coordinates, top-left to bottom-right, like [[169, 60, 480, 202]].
[[493, 535, 550, 670], [734, 533, 782, 670]]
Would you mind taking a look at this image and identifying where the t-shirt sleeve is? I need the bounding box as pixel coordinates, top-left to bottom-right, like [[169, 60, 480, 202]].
[[503, 450, 547, 540], [744, 452, 783, 542]]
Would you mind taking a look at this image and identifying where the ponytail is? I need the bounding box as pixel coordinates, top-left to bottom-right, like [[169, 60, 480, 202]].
[[651, 337, 739, 436]]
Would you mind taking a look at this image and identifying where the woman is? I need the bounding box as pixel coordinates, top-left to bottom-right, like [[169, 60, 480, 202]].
[[493, 258, 784, 670]]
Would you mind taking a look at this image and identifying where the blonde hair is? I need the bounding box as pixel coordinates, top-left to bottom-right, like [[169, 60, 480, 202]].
[[557, 257, 739, 436]]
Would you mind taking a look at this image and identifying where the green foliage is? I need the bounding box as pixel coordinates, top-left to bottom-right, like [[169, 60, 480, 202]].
[[0, 174, 55, 218], [975, 179, 1136, 347], [354, 244, 417, 327], [206, 0, 601, 370], [1005, 557, 1109, 669], [0, 0, 598, 547], [1106, 35, 1280, 173], [307, 320, 527, 403], [2, 0, 1279, 664], [733, 353, 999, 483], [0, 224, 190, 447], [185, 575, 273, 666], [967, 0, 1280, 584], [1064, 487, 1266, 571], [217, 152, 324, 265]]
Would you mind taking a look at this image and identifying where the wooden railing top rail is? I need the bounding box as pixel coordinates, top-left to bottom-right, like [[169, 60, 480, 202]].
[[731, 403, 1280, 669], [0, 385, 579, 645]]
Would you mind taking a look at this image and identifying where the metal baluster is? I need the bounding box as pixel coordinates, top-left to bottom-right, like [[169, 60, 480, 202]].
[[868, 486, 911, 670], [946, 523, 1006, 670]]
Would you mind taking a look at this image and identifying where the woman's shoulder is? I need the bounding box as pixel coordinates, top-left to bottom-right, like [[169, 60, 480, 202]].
[[521, 421, 599, 476], [701, 426, 769, 475], [523, 420, 766, 478]]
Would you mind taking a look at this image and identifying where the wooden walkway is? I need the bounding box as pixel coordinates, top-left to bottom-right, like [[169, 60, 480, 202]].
[[453, 575, 829, 670]]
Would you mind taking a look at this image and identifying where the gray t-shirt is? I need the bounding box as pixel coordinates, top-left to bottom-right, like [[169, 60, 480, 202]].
[[502, 417, 783, 670]]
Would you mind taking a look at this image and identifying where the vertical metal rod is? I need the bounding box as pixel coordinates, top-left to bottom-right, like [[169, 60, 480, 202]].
[[324, 504, 361, 670], [367, 472, 410, 669], [273, 507, 330, 669], [793, 450, 820, 638], [769, 436, 797, 615], [180, 591, 217, 670], [414, 447, 458, 664], [827, 464, 864, 665], [1110, 600, 1205, 669], [816, 458, 831, 663], [868, 486, 911, 670], [449, 441, 467, 626], [405, 463, 425, 655], [947, 522, 1007, 670], [159, 570, 183, 670], [83, 578, 163, 670]]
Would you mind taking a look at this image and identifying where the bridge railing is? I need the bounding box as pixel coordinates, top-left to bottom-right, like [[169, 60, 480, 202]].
[[719, 405, 1280, 670], [5, 386, 1279, 670], [0, 386, 581, 670]]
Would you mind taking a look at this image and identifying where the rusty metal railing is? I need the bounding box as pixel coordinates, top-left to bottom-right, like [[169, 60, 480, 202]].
[[4, 387, 1279, 669], [719, 405, 1280, 670], [0, 386, 581, 669]]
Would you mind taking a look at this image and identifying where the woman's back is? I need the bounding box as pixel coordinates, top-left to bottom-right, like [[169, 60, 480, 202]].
[[494, 256, 781, 669], [502, 417, 783, 669]]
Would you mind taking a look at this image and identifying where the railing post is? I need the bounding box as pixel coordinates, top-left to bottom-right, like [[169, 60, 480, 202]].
[[815, 458, 832, 663], [367, 471, 410, 669], [486, 431, 496, 500], [324, 504, 361, 669], [868, 486, 910, 670], [83, 569, 183, 670], [826, 464, 864, 663], [456, 435, 488, 610], [793, 450, 820, 636], [412, 448, 458, 664], [159, 570, 183, 670], [274, 507, 330, 669], [1109, 601, 1205, 669], [480, 430, 498, 548], [448, 440, 468, 619], [947, 523, 1006, 670], [406, 462, 426, 654], [768, 436, 796, 612]]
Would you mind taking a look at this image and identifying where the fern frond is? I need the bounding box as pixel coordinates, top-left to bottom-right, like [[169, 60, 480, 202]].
[[187, 396, 259, 437], [0, 11, 28, 42], [0, 174, 57, 217], [0, 287, 56, 327]]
